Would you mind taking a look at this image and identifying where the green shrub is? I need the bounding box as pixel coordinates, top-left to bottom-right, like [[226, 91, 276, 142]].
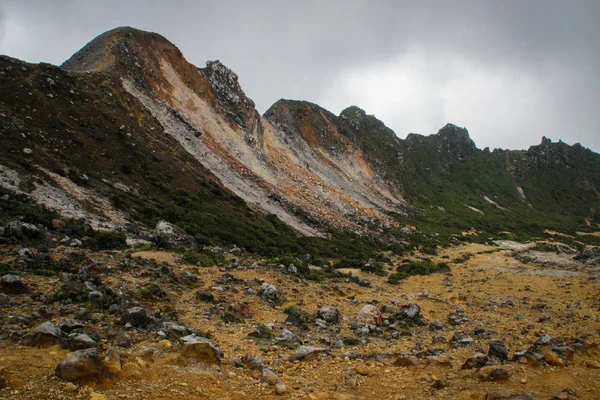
[[92, 231, 127, 250], [388, 260, 449, 284]]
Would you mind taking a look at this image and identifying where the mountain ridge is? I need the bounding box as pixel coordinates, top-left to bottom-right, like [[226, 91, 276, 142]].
[[1, 26, 599, 254]]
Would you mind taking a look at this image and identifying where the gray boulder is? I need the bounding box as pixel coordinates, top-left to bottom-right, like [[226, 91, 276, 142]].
[[55, 348, 106, 381], [180, 334, 222, 364], [260, 282, 279, 303], [151, 220, 198, 251], [23, 321, 63, 347], [67, 333, 97, 350], [317, 305, 340, 324], [121, 307, 150, 328], [289, 346, 333, 362]]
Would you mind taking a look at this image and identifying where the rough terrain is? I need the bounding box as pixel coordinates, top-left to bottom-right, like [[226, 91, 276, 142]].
[[1, 237, 599, 399]]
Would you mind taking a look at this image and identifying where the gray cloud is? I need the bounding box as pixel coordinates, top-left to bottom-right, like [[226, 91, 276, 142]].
[[0, 0, 598, 151]]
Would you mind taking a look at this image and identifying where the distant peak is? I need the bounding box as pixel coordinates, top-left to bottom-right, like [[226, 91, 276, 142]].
[[61, 26, 178, 72]]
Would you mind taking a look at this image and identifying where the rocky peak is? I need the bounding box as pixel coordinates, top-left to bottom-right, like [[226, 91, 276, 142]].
[[265, 99, 335, 136], [339, 106, 367, 130], [432, 123, 477, 159], [198, 60, 260, 131]]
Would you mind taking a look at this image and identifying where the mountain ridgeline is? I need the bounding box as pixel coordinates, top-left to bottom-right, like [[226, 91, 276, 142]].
[[1, 26, 599, 257]]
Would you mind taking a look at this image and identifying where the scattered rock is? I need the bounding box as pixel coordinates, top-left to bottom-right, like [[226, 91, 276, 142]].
[[151, 220, 198, 251], [317, 305, 340, 324], [55, 348, 107, 382], [356, 304, 382, 326], [180, 335, 222, 364], [462, 353, 488, 369], [394, 355, 422, 367], [121, 307, 150, 328], [260, 282, 280, 303], [289, 346, 332, 362], [23, 321, 63, 347], [488, 368, 511, 381], [66, 333, 97, 350], [584, 360, 600, 369], [400, 303, 421, 319], [275, 382, 288, 395], [488, 341, 509, 361]]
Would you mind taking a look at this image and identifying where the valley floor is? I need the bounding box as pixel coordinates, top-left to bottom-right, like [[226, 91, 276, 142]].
[[1, 243, 599, 400]]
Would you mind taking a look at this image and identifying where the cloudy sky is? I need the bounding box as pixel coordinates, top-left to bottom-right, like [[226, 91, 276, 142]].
[[1, 0, 599, 152]]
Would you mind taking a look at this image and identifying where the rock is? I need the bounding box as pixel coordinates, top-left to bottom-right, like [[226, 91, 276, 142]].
[[289, 346, 333, 362], [23, 321, 63, 347], [116, 333, 132, 348], [195, 290, 215, 303], [162, 322, 189, 339], [277, 328, 299, 345], [0, 293, 15, 308], [121, 307, 150, 328], [52, 219, 66, 231], [88, 291, 104, 304], [400, 303, 421, 319], [534, 334, 559, 348], [151, 220, 198, 251], [356, 304, 382, 326], [354, 365, 369, 375], [584, 360, 600, 369], [58, 319, 85, 333], [544, 351, 567, 367], [429, 320, 444, 331], [461, 353, 488, 370], [180, 335, 222, 364], [317, 305, 340, 324], [551, 346, 574, 361], [394, 355, 422, 367], [489, 341, 509, 361], [66, 333, 97, 350], [512, 350, 544, 365], [260, 282, 279, 303], [104, 348, 122, 373], [1, 274, 22, 287], [55, 348, 106, 382], [262, 368, 279, 385], [275, 382, 288, 395], [241, 354, 263, 370], [18, 248, 33, 258], [488, 368, 511, 381]]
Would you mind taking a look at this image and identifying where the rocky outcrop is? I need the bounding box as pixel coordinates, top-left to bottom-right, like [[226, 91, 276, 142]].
[[151, 221, 198, 251], [199, 60, 262, 132]]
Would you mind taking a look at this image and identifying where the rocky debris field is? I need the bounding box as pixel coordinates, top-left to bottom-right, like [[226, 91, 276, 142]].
[[0, 229, 599, 400]]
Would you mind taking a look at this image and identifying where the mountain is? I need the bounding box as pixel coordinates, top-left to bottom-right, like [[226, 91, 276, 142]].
[[1, 26, 599, 256]]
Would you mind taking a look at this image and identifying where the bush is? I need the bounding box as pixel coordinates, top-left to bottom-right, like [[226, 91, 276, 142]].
[[92, 231, 127, 250], [388, 260, 449, 284]]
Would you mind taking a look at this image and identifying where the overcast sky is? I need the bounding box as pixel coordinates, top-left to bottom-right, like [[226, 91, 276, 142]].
[[1, 0, 599, 152]]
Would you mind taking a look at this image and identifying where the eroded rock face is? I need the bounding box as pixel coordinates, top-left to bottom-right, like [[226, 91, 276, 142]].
[[151, 220, 198, 251], [200, 60, 261, 132], [55, 348, 106, 381]]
